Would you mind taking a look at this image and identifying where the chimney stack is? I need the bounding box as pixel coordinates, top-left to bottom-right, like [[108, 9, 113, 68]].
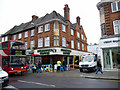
[[64, 4, 70, 21], [32, 15, 38, 21], [76, 16, 80, 25]]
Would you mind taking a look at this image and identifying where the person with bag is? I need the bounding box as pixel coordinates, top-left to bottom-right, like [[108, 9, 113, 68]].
[[96, 59, 103, 74]]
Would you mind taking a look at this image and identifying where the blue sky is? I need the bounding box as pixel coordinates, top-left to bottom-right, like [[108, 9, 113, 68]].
[[0, 0, 101, 44]]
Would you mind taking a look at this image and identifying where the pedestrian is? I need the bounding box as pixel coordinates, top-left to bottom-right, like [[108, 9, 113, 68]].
[[62, 60, 66, 71], [96, 59, 103, 74], [37, 61, 42, 73], [32, 64, 37, 73], [57, 60, 61, 72]]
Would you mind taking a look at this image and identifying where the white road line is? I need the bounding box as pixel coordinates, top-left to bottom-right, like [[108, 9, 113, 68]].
[[3, 85, 18, 90], [18, 80, 56, 87]]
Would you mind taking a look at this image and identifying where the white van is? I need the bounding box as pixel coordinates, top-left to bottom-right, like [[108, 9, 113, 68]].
[[79, 55, 97, 72], [0, 66, 9, 87]]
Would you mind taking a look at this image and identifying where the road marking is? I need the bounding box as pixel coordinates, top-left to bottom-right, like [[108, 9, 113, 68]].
[[18, 80, 56, 87], [3, 85, 18, 90], [104, 80, 120, 82]]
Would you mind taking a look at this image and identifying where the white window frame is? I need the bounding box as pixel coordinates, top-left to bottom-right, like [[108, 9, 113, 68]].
[[78, 42, 80, 50], [5, 36, 8, 41], [62, 24, 66, 32], [45, 23, 50, 32], [111, 1, 120, 12], [18, 33, 22, 39], [62, 37, 66, 47], [25, 31, 28, 38], [2, 37, 4, 42], [81, 34, 83, 40], [30, 40, 34, 49], [113, 20, 120, 35], [38, 38, 43, 47], [54, 36, 59, 46], [14, 35, 16, 40], [71, 29, 74, 36], [45, 37, 50, 47], [77, 32, 80, 38], [38, 25, 43, 33], [31, 30, 34, 36], [71, 40, 74, 49]]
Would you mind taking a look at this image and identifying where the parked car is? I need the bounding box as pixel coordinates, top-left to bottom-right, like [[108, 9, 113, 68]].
[[0, 66, 9, 87], [79, 54, 97, 72]]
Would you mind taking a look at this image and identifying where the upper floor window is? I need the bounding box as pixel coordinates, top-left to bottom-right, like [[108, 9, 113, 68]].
[[77, 32, 80, 38], [31, 30, 34, 36], [45, 24, 50, 32], [30, 40, 34, 49], [5, 36, 8, 41], [71, 29, 74, 36], [38, 26, 43, 33], [54, 22, 59, 29], [62, 24, 66, 32], [82, 43, 84, 51], [78, 42, 80, 50], [101, 24, 106, 35], [54, 36, 59, 46], [18, 33, 22, 39], [25, 42, 28, 49], [25, 31, 28, 38], [113, 20, 120, 35], [45, 37, 50, 47], [38, 38, 43, 47], [2, 37, 4, 42], [71, 40, 74, 49], [100, 7, 104, 15], [14, 35, 16, 40], [62, 37, 66, 47], [111, 1, 120, 12], [81, 34, 83, 40]]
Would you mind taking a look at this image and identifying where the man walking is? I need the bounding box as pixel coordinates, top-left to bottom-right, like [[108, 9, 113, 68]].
[[96, 60, 103, 74], [62, 60, 66, 71], [37, 61, 42, 73]]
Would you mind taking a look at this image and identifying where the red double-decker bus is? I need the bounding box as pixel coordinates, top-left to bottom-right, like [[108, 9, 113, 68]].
[[0, 40, 27, 74]]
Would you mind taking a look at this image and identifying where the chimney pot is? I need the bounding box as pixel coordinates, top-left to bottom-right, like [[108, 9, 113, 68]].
[[32, 15, 38, 21]]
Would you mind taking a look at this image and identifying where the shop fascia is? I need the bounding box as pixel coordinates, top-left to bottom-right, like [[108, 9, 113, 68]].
[[99, 37, 120, 48], [33, 47, 90, 56]]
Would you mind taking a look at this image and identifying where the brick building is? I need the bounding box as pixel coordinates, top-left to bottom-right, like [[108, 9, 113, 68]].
[[2, 5, 89, 67], [97, 0, 120, 70]]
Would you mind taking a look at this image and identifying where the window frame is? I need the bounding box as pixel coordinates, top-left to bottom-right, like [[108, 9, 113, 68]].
[[14, 35, 16, 40], [38, 25, 43, 33], [71, 40, 74, 49], [45, 23, 50, 32], [31, 30, 34, 36], [111, 1, 120, 12], [45, 37, 50, 47], [30, 40, 34, 49], [62, 37, 66, 47], [62, 24, 66, 32], [113, 20, 120, 35], [77, 32, 80, 38], [54, 36, 59, 46], [38, 38, 43, 47], [25, 31, 28, 38], [71, 29, 74, 36], [78, 42, 80, 50], [18, 33, 22, 39]]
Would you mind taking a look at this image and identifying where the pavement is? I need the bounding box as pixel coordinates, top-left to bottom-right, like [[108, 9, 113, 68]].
[[32, 69, 120, 80]]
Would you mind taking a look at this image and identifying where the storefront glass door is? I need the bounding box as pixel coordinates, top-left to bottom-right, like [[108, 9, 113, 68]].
[[103, 49, 111, 69]]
